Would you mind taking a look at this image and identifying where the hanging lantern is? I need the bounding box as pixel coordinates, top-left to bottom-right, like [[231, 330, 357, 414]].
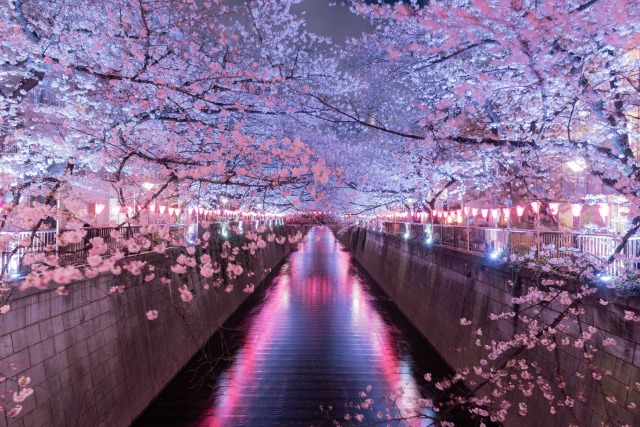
[[598, 203, 610, 219], [472, 208, 479, 216], [491, 208, 499, 219], [94, 203, 106, 215], [433, 209, 439, 217], [516, 206, 525, 217], [168, 207, 175, 216], [175, 208, 181, 217], [502, 208, 510, 219], [159, 205, 166, 214], [199, 207, 204, 215], [571, 204, 583, 217], [549, 203, 560, 216], [481, 209, 489, 219], [188, 207, 194, 215], [530, 201, 540, 214], [463, 207, 470, 216], [149, 204, 156, 213]]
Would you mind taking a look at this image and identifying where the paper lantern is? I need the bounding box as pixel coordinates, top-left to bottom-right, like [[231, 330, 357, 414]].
[[481, 209, 489, 219], [549, 203, 560, 216], [149, 204, 156, 213], [571, 204, 583, 217], [95, 203, 106, 215], [464, 207, 470, 216], [472, 208, 479, 216], [598, 203, 610, 219], [175, 208, 181, 216], [168, 207, 175, 216], [530, 201, 540, 214], [516, 206, 525, 217], [491, 208, 499, 219], [502, 208, 510, 218], [159, 205, 166, 214]]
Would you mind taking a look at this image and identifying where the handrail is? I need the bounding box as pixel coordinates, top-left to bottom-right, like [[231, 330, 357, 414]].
[[373, 221, 639, 276], [0, 219, 285, 277]]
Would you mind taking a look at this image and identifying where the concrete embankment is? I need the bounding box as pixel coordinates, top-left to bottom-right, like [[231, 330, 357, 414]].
[[340, 227, 640, 426], [1, 226, 305, 427]]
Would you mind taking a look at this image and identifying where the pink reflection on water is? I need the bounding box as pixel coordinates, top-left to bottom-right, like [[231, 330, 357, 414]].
[[200, 227, 433, 426]]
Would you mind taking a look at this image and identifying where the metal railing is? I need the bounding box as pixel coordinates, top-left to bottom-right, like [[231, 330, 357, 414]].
[[377, 222, 639, 276], [0, 219, 285, 277]]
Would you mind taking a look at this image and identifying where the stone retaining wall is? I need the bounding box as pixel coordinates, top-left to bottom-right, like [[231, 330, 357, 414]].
[[0, 228, 302, 427], [341, 227, 640, 426]]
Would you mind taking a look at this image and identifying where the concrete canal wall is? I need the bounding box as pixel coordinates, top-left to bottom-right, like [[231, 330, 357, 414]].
[[341, 227, 640, 426], [0, 228, 303, 427]]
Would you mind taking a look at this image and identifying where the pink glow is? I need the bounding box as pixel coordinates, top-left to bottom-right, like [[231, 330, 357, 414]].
[[530, 201, 540, 214], [571, 203, 583, 217], [598, 203, 610, 219]]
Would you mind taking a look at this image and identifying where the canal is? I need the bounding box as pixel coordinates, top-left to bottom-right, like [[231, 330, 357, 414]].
[[134, 227, 472, 426]]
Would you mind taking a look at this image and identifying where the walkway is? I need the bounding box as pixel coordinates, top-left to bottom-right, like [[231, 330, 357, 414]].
[[135, 227, 468, 426]]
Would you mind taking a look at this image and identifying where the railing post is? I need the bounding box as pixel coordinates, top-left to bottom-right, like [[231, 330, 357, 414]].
[[55, 193, 61, 257]]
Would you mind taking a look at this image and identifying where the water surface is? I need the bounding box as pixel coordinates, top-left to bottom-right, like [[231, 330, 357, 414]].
[[135, 227, 469, 426]]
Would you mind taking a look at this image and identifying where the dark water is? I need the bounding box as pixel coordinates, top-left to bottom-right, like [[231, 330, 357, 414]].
[[135, 227, 472, 426]]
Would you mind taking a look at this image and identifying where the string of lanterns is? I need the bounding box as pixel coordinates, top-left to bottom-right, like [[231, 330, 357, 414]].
[[380, 201, 612, 223], [106, 204, 284, 221]]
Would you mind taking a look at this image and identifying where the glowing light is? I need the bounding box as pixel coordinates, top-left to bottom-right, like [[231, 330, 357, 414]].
[[571, 204, 583, 217], [516, 206, 524, 217], [481, 209, 488, 219], [159, 205, 166, 214], [94, 203, 105, 215], [530, 201, 540, 215], [175, 208, 181, 217], [549, 203, 560, 216], [598, 273, 613, 283], [598, 203, 610, 219], [149, 204, 156, 213], [502, 208, 510, 218], [463, 207, 470, 216], [168, 207, 175, 216], [490, 208, 499, 219], [471, 208, 478, 216], [567, 158, 586, 172]]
